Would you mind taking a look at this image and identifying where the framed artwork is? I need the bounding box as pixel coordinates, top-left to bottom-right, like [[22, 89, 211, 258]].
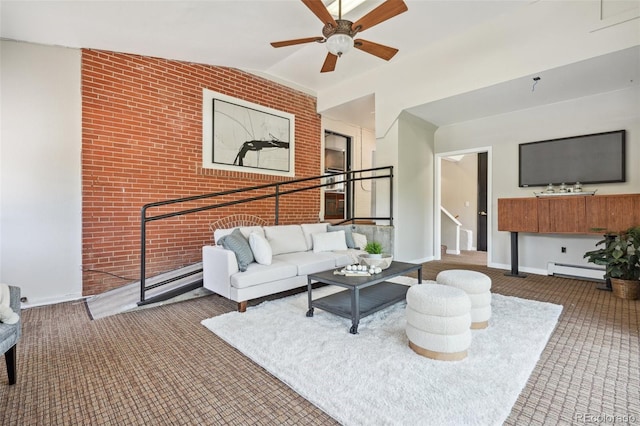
[[202, 88, 295, 176]]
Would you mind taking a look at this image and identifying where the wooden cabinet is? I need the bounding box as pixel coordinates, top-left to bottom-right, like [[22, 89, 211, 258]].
[[604, 195, 640, 233], [499, 193, 640, 234], [324, 192, 345, 219], [538, 196, 586, 233], [498, 198, 538, 232], [586, 194, 640, 233], [585, 196, 608, 233]]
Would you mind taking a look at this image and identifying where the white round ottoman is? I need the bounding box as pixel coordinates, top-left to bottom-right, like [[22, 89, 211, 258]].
[[405, 283, 471, 361], [436, 269, 492, 329]]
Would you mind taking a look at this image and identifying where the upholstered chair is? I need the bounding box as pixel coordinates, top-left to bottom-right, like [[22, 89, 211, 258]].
[[1, 285, 21, 385]]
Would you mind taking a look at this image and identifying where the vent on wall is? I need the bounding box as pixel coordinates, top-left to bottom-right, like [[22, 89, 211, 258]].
[[547, 262, 605, 282]]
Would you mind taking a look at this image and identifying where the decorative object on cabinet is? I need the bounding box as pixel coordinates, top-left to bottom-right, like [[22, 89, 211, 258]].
[[534, 190, 597, 197]]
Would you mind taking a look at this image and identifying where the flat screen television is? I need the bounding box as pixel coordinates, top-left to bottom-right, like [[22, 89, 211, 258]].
[[519, 130, 626, 187]]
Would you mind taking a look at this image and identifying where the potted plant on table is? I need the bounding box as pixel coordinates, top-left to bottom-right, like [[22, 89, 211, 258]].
[[584, 225, 640, 300], [360, 241, 393, 270], [364, 241, 383, 259]]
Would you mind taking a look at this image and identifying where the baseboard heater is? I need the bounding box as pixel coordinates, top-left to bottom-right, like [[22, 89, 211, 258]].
[[547, 262, 605, 282]]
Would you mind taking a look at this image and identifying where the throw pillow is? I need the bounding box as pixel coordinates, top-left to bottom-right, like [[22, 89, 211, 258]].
[[213, 228, 234, 245], [238, 226, 265, 240], [249, 232, 272, 265], [312, 230, 348, 253], [218, 228, 254, 272], [263, 225, 308, 255], [301, 223, 328, 250], [327, 225, 356, 248], [352, 232, 367, 250]]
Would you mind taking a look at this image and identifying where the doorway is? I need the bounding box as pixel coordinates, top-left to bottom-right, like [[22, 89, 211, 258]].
[[324, 131, 352, 220], [477, 152, 488, 251], [435, 147, 491, 265]]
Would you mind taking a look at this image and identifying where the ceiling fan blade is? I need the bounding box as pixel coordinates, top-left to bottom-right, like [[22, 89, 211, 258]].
[[354, 39, 399, 61], [321, 53, 338, 73], [271, 37, 325, 48], [302, 0, 337, 27], [352, 0, 408, 33]]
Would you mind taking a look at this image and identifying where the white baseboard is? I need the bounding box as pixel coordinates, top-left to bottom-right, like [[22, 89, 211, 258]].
[[410, 256, 434, 264], [21, 293, 85, 309], [488, 262, 548, 277], [547, 262, 605, 281]]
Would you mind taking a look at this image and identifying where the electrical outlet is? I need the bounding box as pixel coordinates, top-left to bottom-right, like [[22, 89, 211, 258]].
[[561, 247, 566, 253]]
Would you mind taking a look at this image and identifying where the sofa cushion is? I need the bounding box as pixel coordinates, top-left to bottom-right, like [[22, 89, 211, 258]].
[[352, 232, 367, 250], [331, 249, 364, 266], [276, 252, 339, 276], [264, 225, 308, 255], [218, 228, 254, 272], [230, 259, 298, 289], [301, 223, 328, 250], [327, 225, 356, 248], [249, 232, 272, 265], [239, 226, 265, 240], [213, 226, 265, 245], [312, 230, 348, 253]]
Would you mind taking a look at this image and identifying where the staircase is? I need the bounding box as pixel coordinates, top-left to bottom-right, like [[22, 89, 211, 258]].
[[86, 263, 205, 319]]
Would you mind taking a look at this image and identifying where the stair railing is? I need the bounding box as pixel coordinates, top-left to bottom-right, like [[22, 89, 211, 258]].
[[138, 166, 394, 305]]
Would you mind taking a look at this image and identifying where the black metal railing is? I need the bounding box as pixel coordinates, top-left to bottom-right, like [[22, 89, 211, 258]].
[[138, 166, 394, 305]]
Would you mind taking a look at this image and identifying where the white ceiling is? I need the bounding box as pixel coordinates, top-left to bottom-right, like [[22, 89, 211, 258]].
[[0, 1, 531, 92], [407, 45, 640, 126], [1, 0, 638, 129]]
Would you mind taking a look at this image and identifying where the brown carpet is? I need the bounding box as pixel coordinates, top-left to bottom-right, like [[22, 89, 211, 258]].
[[1, 259, 638, 425]]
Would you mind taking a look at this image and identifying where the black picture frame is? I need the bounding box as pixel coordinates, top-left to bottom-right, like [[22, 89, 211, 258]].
[[202, 89, 295, 176]]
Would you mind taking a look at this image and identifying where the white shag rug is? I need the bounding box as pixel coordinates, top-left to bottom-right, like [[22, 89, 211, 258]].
[[201, 278, 562, 426]]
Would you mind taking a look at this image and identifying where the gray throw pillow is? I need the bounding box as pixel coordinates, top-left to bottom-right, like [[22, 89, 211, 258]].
[[327, 225, 356, 248], [219, 228, 254, 272]]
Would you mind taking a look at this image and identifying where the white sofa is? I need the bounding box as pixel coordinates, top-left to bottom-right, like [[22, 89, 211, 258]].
[[202, 223, 394, 312]]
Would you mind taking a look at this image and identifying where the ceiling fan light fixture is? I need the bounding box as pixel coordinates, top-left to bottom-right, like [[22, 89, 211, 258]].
[[326, 33, 354, 57]]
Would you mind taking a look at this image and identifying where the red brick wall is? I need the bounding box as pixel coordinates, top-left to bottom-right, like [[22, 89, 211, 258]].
[[82, 49, 322, 296]]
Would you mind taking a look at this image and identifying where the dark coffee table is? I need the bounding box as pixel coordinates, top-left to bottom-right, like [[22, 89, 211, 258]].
[[306, 261, 422, 334]]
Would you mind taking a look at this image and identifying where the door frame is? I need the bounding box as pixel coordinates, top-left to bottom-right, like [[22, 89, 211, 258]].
[[434, 146, 492, 263]]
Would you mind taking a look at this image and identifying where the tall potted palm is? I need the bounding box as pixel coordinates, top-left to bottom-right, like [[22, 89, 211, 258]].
[[584, 225, 640, 300]]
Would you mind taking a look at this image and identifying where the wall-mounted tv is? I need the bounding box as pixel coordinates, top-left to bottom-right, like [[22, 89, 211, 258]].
[[519, 130, 626, 187]]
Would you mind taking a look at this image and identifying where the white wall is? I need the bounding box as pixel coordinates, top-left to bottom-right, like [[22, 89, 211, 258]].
[[0, 41, 82, 305], [435, 86, 640, 274], [376, 112, 436, 263], [398, 113, 436, 263]]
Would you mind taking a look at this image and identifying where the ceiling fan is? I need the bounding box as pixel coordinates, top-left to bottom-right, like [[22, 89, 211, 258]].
[[270, 0, 408, 73]]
